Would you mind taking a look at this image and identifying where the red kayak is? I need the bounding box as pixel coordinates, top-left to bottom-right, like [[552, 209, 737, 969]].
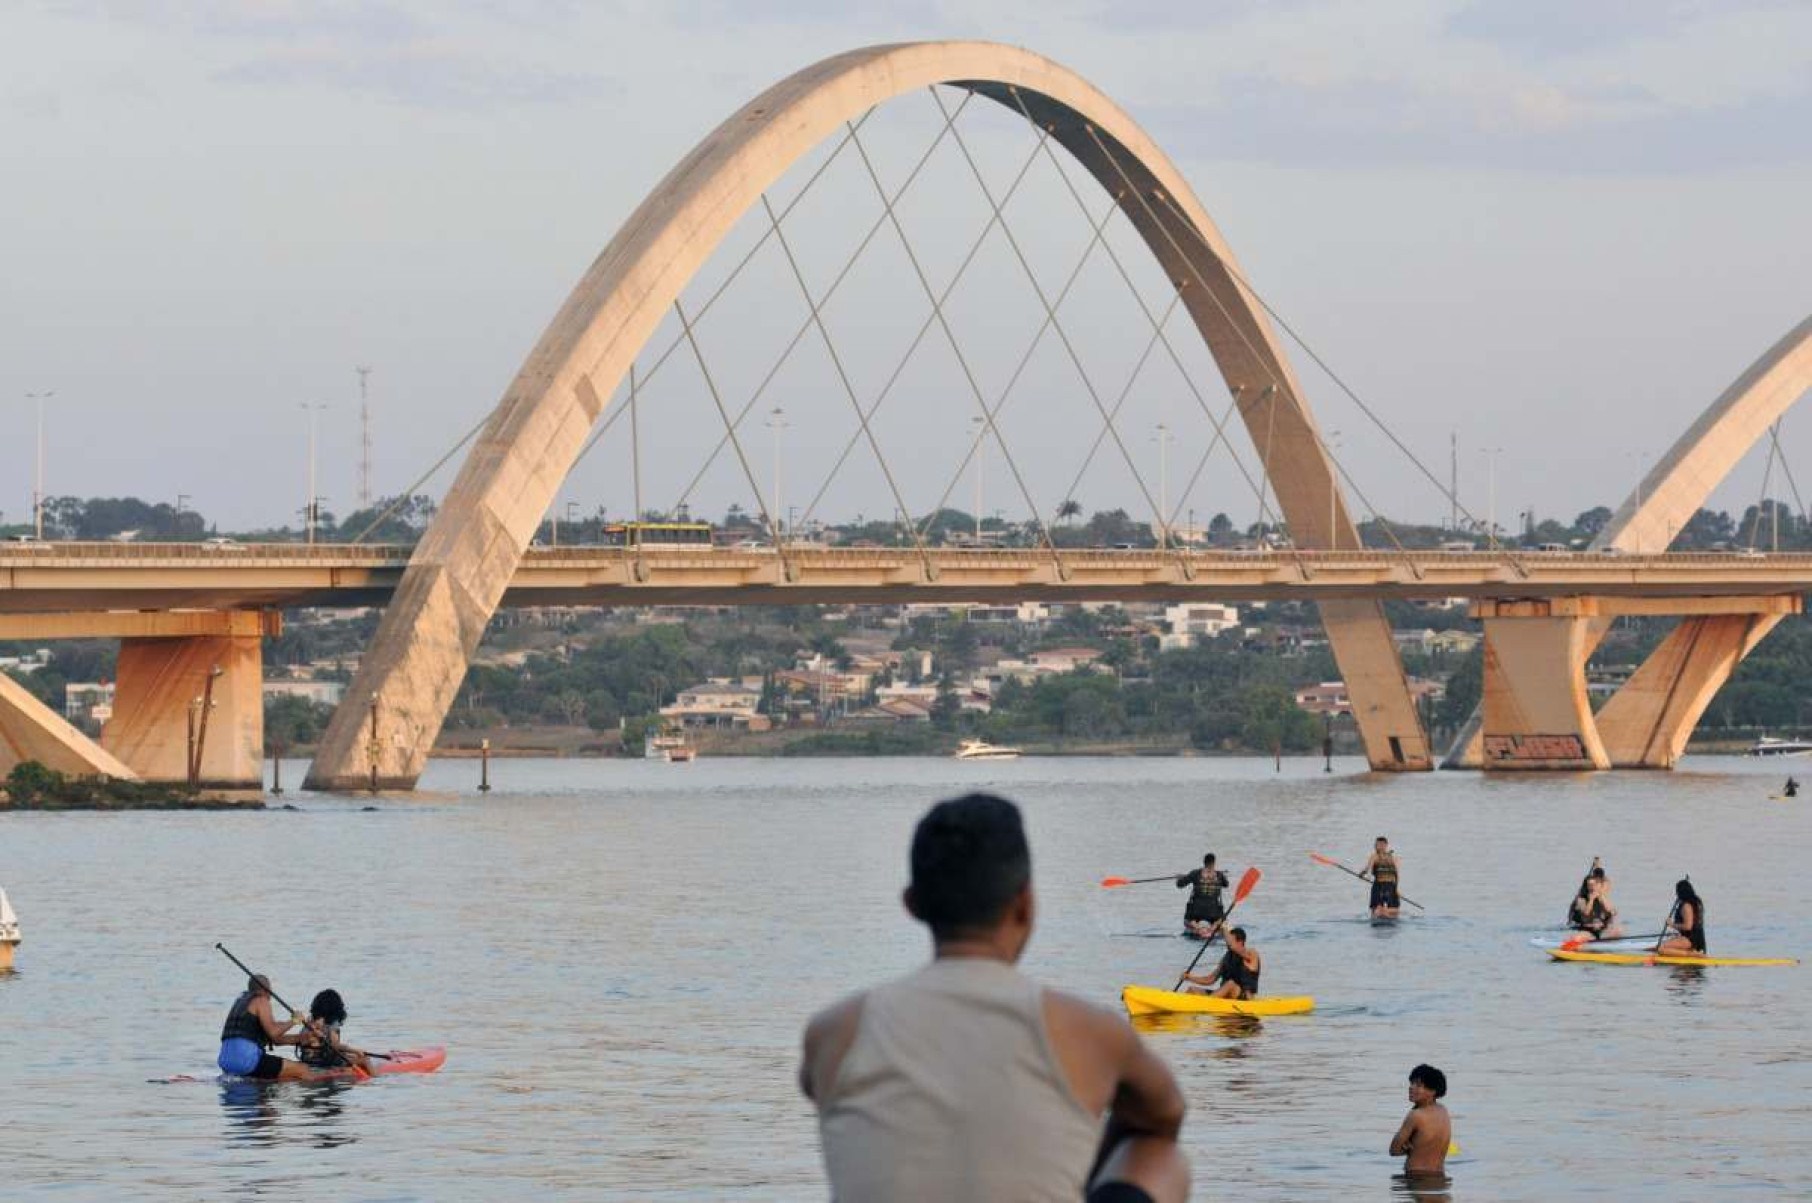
[[158, 1045, 446, 1085], [313, 1045, 446, 1081]]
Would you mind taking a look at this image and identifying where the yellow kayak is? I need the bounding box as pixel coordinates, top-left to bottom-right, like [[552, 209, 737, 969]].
[[1121, 985, 1315, 1017], [1546, 948, 1798, 967]]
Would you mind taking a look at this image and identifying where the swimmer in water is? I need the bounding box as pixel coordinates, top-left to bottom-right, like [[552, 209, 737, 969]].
[[1389, 1064, 1451, 1177]]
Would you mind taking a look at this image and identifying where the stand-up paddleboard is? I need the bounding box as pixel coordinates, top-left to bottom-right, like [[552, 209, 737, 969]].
[[1546, 949, 1797, 967], [1122, 985, 1314, 1017]]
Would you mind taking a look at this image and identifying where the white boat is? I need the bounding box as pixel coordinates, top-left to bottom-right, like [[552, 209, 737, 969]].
[[955, 739, 1021, 761], [645, 732, 697, 763], [1748, 736, 1812, 757], [0, 888, 19, 973]]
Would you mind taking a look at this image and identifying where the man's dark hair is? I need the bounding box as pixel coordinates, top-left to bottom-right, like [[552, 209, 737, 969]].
[[1203, 853, 1217, 867], [1376, 836, 1388, 844], [1228, 926, 1247, 942], [909, 793, 1031, 940], [1409, 1064, 1446, 1098], [247, 974, 270, 995]]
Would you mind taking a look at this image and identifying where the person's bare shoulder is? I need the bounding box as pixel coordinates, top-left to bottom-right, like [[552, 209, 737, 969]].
[[1042, 988, 1137, 1112], [800, 991, 866, 1102]]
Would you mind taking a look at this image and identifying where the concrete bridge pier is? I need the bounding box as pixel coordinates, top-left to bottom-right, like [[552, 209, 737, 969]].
[[1476, 598, 1610, 770], [1471, 596, 1799, 771], [1594, 597, 1799, 768], [103, 624, 270, 790]]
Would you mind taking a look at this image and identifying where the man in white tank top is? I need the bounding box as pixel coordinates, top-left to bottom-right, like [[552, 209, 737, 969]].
[[801, 793, 1190, 1202]]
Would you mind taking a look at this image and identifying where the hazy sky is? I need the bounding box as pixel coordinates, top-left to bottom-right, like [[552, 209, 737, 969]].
[[2, 1, 1808, 534]]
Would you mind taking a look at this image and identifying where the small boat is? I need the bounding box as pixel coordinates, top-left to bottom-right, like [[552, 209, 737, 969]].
[[1121, 985, 1315, 1017], [1545, 948, 1797, 968], [954, 739, 1021, 761], [645, 732, 696, 763], [1748, 735, 1812, 757], [0, 888, 17, 973]]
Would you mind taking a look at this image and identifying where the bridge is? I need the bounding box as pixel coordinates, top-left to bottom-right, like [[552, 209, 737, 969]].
[[3, 41, 1807, 790]]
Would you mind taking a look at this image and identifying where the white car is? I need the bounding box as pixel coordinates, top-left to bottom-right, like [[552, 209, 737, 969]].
[[202, 536, 248, 552]]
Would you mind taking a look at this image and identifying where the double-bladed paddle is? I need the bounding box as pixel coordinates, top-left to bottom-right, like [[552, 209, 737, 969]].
[[215, 942, 373, 1076], [1308, 852, 1426, 911], [1172, 866, 1260, 991]]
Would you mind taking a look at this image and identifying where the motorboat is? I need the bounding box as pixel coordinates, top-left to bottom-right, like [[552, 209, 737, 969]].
[[1748, 736, 1812, 757], [954, 739, 1021, 761], [646, 732, 697, 763]]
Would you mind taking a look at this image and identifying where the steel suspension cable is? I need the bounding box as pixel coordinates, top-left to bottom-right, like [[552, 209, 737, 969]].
[[934, 103, 1173, 552], [1003, 88, 1282, 538], [662, 91, 978, 512], [791, 107, 1060, 534], [349, 411, 489, 544], [757, 192, 933, 567], [670, 298, 784, 549]]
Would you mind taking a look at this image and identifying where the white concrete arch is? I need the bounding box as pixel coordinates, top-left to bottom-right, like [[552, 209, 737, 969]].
[[305, 40, 1430, 789], [1596, 314, 1812, 554]]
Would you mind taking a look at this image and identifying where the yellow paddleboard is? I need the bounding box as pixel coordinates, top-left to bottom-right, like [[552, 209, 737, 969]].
[[1546, 948, 1797, 967], [1121, 985, 1315, 1017]]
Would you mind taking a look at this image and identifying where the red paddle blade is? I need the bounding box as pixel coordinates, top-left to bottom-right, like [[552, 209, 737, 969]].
[[1560, 935, 1591, 952], [1232, 866, 1261, 903], [1099, 877, 1132, 889], [1309, 852, 1338, 867]]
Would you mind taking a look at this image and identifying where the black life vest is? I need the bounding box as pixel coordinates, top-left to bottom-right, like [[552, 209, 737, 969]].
[[220, 991, 270, 1048], [1218, 948, 1260, 995], [298, 1021, 343, 1067], [1371, 853, 1397, 885]]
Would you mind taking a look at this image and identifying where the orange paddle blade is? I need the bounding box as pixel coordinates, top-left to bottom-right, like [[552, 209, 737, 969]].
[[1099, 877, 1132, 888], [1309, 852, 1339, 866], [1232, 866, 1261, 903]]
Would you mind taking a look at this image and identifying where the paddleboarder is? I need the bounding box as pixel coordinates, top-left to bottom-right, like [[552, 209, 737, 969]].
[[1655, 877, 1707, 956], [1180, 926, 1260, 1000], [1389, 1064, 1451, 1177], [1567, 875, 1623, 940], [1785, 777, 1800, 799], [1176, 852, 1230, 938], [217, 975, 319, 1082], [1361, 837, 1400, 919], [801, 793, 1189, 1203], [296, 988, 375, 1075]]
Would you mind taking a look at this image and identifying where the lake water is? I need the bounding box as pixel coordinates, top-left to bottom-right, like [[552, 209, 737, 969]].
[[1, 755, 1807, 1200]]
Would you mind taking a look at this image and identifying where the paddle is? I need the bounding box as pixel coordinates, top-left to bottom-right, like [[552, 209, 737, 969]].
[[215, 943, 369, 1078], [1308, 852, 1426, 911], [1559, 931, 1666, 952], [1172, 866, 1260, 991], [1099, 875, 1180, 888]]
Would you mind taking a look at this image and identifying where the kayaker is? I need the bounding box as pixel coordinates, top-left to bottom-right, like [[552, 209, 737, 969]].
[[1786, 777, 1800, 798], [1176, 852, 1229, 937], [1180, 926, 1260, 1000], [1656, 877, 1707, 956], [801, 792, 1189, 1203], [217, 974, 316, 1082], [296, 988, 374, 1075], [1567, 875, 1622, 940], [1389, 1064, 1451, 1177], [1361, 837, 1400, 919]]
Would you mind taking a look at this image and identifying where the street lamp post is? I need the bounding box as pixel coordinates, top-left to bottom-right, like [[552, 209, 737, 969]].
[[301, 402, 328, 545], [970, 416, 986, 542], [1480, 446, 1503, 550], [25, 390, 54, 540], [766, 406, 788, 542], [1152, 422, 1172, 547]]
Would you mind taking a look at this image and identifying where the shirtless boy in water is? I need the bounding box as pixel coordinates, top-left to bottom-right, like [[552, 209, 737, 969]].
[[1389, 1064, 1451, 1176]]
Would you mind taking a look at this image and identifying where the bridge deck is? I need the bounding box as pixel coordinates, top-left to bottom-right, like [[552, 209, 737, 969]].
[[0, 542, 1807, 611]]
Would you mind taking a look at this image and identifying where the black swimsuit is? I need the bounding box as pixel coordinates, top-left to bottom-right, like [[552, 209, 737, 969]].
[[1217, 948, 1260, 998]]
